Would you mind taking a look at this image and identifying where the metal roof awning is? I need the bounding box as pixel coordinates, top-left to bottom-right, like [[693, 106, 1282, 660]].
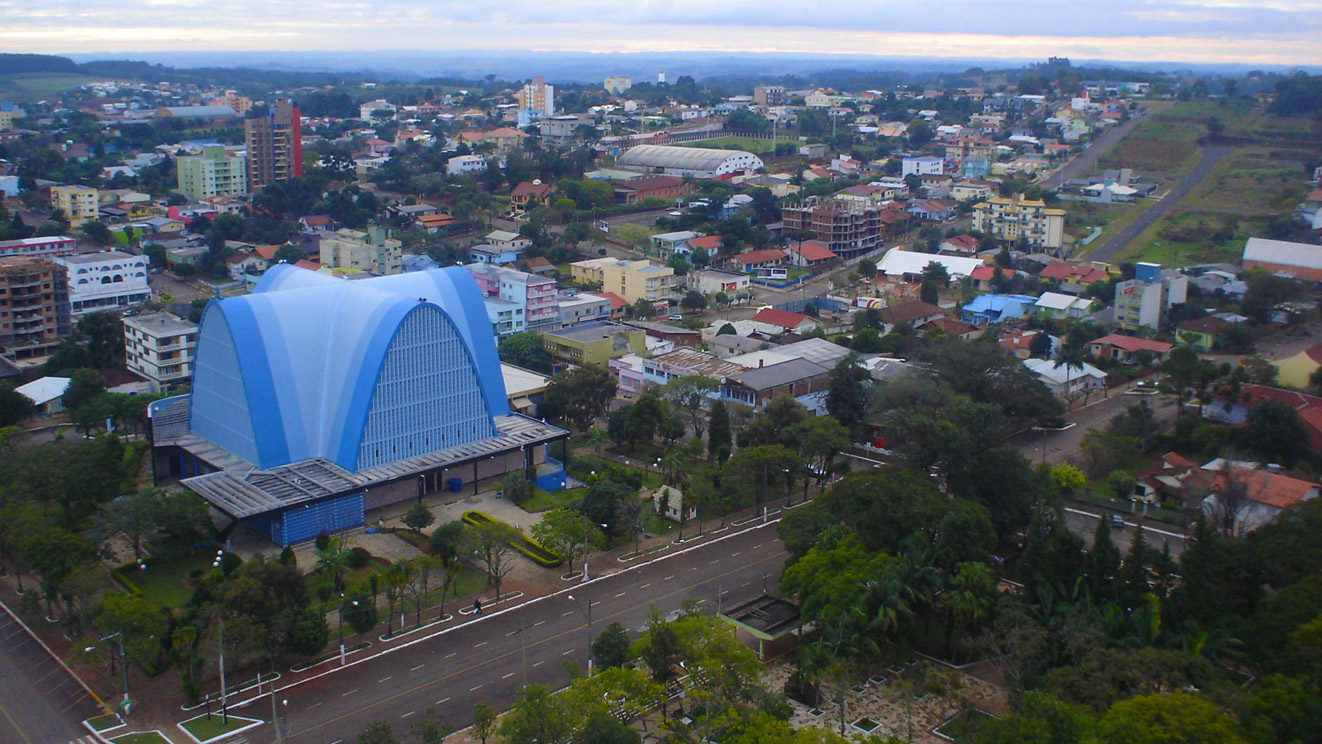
[[166, 401, 568, 519]]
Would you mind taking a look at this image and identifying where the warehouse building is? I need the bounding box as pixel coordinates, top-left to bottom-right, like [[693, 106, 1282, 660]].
[[149, 264, 568, 546], [618, 145, 764, 179]]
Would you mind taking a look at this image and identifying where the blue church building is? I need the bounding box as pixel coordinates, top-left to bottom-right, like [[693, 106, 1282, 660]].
[[149, 264, 568, 546]]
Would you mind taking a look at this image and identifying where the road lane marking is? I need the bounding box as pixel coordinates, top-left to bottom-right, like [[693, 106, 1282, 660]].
[[475, 641, 488, 648], [688, 567, 698, 572], [401, 711, 415, 719], [379, 676, 392, 682], [505, 630, 517, 637], [640, 583, 651, 589], [469, 684, 483, 691], [310, 702, 322, 708], [444, 652, 456, 659], [533, 621, 545, 627], [731, 551, 741, 557], [436, 697, 450, 705], [502, 672, 515, 679], [664, 575, 674, 581], [562, 649, 574, 656], [752, 544, 763, 550], [561, 610, 574, 617], [532, 661, 544, 667], [708, 559, 719, 564], [741, 582, 750, 587], [342, 689, 358, 697], [614, 592, 626, 598], [410, 664, 424, 671], [263, 539, 787, 739]]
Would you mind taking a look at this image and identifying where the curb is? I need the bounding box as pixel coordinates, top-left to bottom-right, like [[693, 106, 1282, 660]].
[[201, 516, 786, 714]]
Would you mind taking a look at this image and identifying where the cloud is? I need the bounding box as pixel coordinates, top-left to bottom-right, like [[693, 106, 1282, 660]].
[[0, 0, 1319, 65]]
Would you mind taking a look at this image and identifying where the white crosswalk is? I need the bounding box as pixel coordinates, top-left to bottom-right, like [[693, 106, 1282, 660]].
[[67, 737, 100, 744]]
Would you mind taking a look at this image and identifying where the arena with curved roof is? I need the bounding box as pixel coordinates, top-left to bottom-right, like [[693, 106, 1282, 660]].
[[618, 144, 764, 178], [150, 264, 568, 546]]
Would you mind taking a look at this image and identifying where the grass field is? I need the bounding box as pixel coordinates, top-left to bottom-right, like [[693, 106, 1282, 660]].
[[0, 73, 102, 102], [678, 136, 776, 154], [1097, 99, 1257, 175], [1185, 146, 1312, 215], [520, 486, 587, 513], [123, 550, 213, 609], [1112, 209, 1263, 266], [1068, 200, 1153, 256]]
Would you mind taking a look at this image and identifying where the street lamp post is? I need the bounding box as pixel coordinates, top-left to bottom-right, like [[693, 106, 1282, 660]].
[[337, 594, 359, 666], [98, 632, 129, 715], [211, 550, 228, 726], [567, 594, 595, 675]]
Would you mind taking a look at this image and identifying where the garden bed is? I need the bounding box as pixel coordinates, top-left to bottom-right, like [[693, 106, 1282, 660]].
[[178, 713, 262, 743], [462, 511, 563, 567], [933, 709, 996, 741]]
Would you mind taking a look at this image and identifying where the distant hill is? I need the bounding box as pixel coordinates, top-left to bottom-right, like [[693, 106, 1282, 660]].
[[0, 53, 80, 75]]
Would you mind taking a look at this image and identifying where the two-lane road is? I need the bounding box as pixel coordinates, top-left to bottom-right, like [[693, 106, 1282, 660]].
[[236, 523, 788, 743]]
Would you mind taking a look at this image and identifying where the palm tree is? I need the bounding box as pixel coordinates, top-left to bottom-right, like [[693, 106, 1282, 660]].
[[660, 452, 685, 487], [315, 537, 350, 592], [944, 562, 995, 658], [586, 427, 606, 455]]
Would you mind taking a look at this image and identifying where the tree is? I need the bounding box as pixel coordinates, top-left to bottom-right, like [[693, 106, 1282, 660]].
[[62, 368, 105, 414], [427, 521, 464, 561], [501, 472, 534, 505], [546, 364, 617, 429], [462, 520, 520, 599], [724, 444, 798, 508], [403, 500, 435, 535], [98, 593, 169, 674], [499, 683, 577, 744], [680, 290, 707, 312], [498, 332, 551, 373], [592, 621, 632, 669], [531, 508, 606, 576], [356, 721, 400, 744], [273, 244, 305, 264], [314, 537, 351, 592], [77, 311, 125, 369], [102, 488, 212, 560], [785, 417, 849, 501], [739, 395, 807, 448], [0, 384, 34, 426], [471, 702, 497, 744], [824, 356, 869, 440], [1094, 692, 1246, 744], [707, 400, 732, 462], [664, 376, 719, 440], [1242, 400, 1310, 465], [858, 258, 877, 279]]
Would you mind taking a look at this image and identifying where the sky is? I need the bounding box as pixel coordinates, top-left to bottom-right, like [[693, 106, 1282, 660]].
[[2, 0, 1321, 67]]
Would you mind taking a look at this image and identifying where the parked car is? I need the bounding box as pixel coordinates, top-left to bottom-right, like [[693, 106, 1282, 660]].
[[1110, 514, 1126, 528]]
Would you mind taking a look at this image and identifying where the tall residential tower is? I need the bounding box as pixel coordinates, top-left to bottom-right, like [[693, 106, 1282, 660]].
[[244, 99, 302, 192]]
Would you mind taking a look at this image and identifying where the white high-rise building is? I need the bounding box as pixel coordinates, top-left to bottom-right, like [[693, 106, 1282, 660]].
[[123, 313, 197, 391]]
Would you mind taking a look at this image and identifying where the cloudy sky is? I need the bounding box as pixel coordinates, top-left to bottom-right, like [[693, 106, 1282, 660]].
[[3, 0, 1320, 66]]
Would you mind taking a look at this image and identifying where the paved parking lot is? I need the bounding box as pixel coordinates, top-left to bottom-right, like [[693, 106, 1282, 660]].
[[0, 602, 103, 744]]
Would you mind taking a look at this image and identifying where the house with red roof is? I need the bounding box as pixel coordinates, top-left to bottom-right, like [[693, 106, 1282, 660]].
[[876, 300, 944, 333], [679, 234, 723, 258], [1202, 465, 1320, 535], [1039, 260, 1110, 286], [1089, 334, 1174, 364], [1134, 452, 1200, 504], [939, 234, 979, 256], [731, 249, 787, 273], [927, 316, 983, 340], [786, 240, 838, 268], [416, 213, 456, 234], [598, 291, 629, 319], [750, 307, 818, 335], [968, 265, 1017, 291], [511, 180, 555, 214]]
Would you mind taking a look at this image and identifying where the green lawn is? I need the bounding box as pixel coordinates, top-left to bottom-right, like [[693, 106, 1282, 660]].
[[678, 136, 776, 154], [0, 73, 103, 101], [1112, 210, 1258, 266], [519, 486, 587, 513], [179, 714, 259, 742], [1068, 201, 1153, 257], [121, 550, 213, 609], [1184, 148, 1309, 215], [88, 714, 123, 731], [111, 732, 172, 744]]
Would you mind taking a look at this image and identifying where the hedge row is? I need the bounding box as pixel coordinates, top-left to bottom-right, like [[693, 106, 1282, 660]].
[[462, 510, 564, 568]]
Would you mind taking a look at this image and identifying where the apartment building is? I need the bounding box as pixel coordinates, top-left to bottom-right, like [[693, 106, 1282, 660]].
[[51, 185, 99, 224], [570, 258, 674, 310], [176, 145, 248, 200], [53, 251, 151, 316], [245, 99, 302, 192], [1114, 262, 1188, 331], [123, 313, 197, 391], [318, 227, 403, 275], [0, 236, 78, 259], [467, 264, 559, 336], [541, 322, 646, 368], [971, 195, 1066, 251], [780, 198, 891, 260], [519, 76, 556, 117], [753, 85, 788, 107], [0, 257, 69, 361], [557, 292, 612, 327], [447, 155, 488, 176]]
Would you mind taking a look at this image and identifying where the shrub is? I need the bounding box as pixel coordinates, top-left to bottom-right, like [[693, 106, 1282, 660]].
[[462, 510, 563, 567], [346, 546, 371, 569]]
